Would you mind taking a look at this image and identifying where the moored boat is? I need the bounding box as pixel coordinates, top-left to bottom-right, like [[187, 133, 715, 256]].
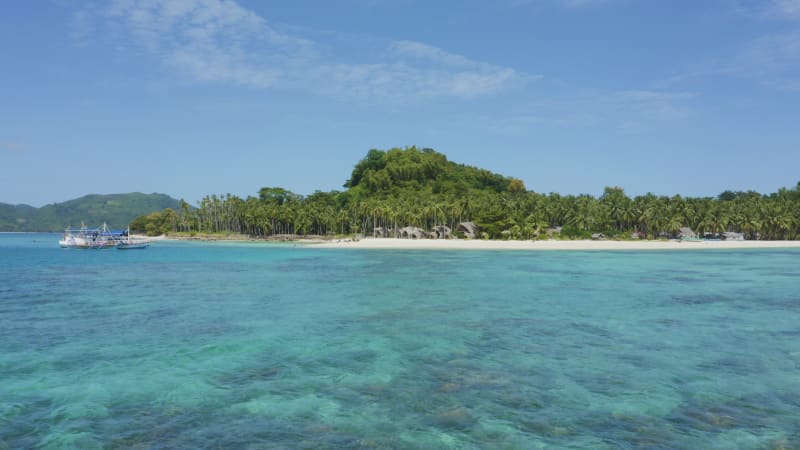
[[59, 223, 125, 249], [116, 227, 151, 249], [116, 239, 150, 249]]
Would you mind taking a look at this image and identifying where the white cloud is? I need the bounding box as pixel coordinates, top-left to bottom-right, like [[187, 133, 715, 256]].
[[387, 40, 535, 98], [70, 9, 93, 46], [489, 89, 694, 134], [735, 0, 800, 19], [560, 0, 613, 7], [771, 0, 800, 18], [615, 90, 694, 120], [81, 0, 530, 101], [705, 1, 800, 90], [741, 31, 800, 69], [658, 29, 800, 93], [389, 40, 481, 68], [506, 0, 617, 9], [738, 30, 800, 91]]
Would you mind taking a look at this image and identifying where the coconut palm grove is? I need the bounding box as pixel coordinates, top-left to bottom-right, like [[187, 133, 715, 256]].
[[131, 147, 800, 240]]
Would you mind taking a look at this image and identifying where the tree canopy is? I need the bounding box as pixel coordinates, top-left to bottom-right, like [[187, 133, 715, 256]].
[[345, 147, 514, 198]]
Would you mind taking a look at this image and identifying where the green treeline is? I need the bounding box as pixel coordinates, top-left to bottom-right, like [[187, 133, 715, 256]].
[[132, 147, 800, 240]]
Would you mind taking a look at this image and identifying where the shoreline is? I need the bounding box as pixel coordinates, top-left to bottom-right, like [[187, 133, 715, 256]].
[[160, 233, 323, 244], [133, 233, 800, 250], [13, 231, 800, 251], [312, 237, 800, 251]]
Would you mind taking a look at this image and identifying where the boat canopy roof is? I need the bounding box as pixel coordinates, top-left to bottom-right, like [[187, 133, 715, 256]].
[[64, 228, 127, 236]]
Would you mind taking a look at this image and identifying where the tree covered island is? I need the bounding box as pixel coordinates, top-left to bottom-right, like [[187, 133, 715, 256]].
[[132, 147, 800, 241]]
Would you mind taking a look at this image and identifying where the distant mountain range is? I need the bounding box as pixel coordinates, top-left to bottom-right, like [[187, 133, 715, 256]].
[[0, 193, 183, 232]]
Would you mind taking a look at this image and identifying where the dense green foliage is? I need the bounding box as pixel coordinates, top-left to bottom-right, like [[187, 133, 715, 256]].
[[0, 193, 182, 231], [131, 147, 800, 240], [344, 147, 518, 197]]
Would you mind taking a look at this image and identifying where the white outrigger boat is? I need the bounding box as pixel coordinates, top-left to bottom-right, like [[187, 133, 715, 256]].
[[59, 223, 124, 249], [59, 224, 150, 249]]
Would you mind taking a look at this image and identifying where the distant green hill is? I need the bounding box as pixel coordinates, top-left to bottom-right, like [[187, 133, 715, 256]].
[[0, 193, 183, 231]]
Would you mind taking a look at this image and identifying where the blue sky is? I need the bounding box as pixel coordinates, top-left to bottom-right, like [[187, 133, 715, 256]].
[[1, 0, 799, 206]]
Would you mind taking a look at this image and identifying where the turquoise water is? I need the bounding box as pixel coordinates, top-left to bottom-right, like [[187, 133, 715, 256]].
[[1, 234, 799, 449]]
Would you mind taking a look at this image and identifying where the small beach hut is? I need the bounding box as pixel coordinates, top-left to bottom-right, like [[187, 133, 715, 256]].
[[591, 233, 606, 240], [456, 222, 479, 239], [429, 225, 452, 239], [546, 226, 563, 238], [399, 226, 426, 239], [722, 231, 744, 241], [678, 227, 698, 239], [373, 227, 388, 238]]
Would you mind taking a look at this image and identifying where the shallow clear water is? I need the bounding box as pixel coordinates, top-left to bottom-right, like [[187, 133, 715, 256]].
[[1, 233, 799, 449]]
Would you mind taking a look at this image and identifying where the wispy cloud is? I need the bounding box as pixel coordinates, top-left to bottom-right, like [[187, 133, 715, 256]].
[[738, 30, 800, 90], [731, 1, 800, 90], [559, 0, 615, 7], [770, 0, 800, 18], [660, 29, 800, 92], [489, 90, 694, 133], [614, 90, 694, 120], [70, 9, 93, 47], [1, 140, 28, 153], [386, 40, 536, 98], [80, 0, 530, 102], [734, 0, 800, 20], [101, 0, 315, 89], [506, 0, 618, 9], [390, 40, 491, 69]]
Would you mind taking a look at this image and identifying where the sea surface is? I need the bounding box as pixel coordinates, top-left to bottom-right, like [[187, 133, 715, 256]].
[[1, 233, 799, 449]]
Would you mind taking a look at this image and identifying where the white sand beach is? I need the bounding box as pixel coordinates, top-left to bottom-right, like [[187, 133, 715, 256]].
[[314, 238, 800, 250]]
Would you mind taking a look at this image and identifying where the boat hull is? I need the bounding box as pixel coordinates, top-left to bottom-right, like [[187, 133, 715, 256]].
[[60, 242, 117, 249], [116, 243, 149, 249]]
